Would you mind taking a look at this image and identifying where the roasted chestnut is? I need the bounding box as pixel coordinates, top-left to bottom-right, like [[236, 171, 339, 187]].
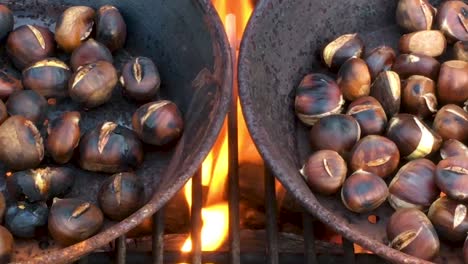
[[22, 58, 71, 98], [0, 100, 6, 125], [386, 114, 442, 160], [7, 167, 74, 202], [294, 73, 344, 126], [392, 53, 440, 80], [440, 139, 468, 159], [300, 150, 347, 195], [98, 172, 144, 221], [364, 45, 396, 80], [387, 208, 439, 260], [401, 75, 437, 119], [395, 0, 435, 32], [95, 5, 127, 52], [46, 111, 81, 164], [349, 135, 400, 178], [0, 226, 13, 263], [127, 216, 153, 238], [388, 159, 438, 210], [437, 60, 468, 105], [48, 198, 103, 246], [336, 57, 371, 101], [6, 90, 47, 126], [0, 70, 23, 100], [322, 33, 364, 71], [0, 116, 44, 170], [121, 57, 161, 101], [399, 30, 446, 57], [70, 38, 113, 71], [435, 156, 468, 202], [55, 6, 95, 53], [132, 100, 184, 146], [5, 201, 48, 238], [0, 5, 13, 40], [0, 193, 5, 221], [433, 104, 468, 143], [346, 96, 387, 136], [454, 41, 468, 62], [309, 114, 360, 155], [69, 61, 118, 108], [341, 170, 388, 213], [79, 121, 144, 173], [369, 71, 401, 117], [428, 196, 468, 242], [6, 25, 55, 70], [436, 0, 468, 43]]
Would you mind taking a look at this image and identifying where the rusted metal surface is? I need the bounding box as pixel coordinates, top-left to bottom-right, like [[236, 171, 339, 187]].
[[238, 0, 456, 263], [0, 0, 232, 263]]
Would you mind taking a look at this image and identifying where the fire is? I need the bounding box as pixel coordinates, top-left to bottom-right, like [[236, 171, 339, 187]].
[[181, 0, 254, 252]]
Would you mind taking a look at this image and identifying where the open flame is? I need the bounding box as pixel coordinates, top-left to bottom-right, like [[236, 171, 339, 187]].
[[181, 0, 254, 252]]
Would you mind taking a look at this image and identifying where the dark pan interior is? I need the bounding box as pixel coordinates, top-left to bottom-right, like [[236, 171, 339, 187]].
[[0, 0, 231, 263], [238, 0, 462, 263]]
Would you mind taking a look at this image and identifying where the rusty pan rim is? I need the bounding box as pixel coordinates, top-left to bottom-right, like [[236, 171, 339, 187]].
[[238, 0, 430, 263], [19, 1, 233, 263]]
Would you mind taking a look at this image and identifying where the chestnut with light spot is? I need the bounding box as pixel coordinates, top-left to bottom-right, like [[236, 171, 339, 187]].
[[437, 60, 468, 105], [322, 33, 364, 72], [399, 30, 447, 57], [70, 38, 113, 71], [22, 58, 71, 98], [440, 139, 468, 159], [336, 57, 371, 101], [346, 96, 387, 136], [401, 75, 437, 119], [370, 71, 401, 117], [121, 57, 161, 101], [46, 111, 81, 164], [0, 71, 22, 100], [428, 196, 468, 242], [433, 104, 468, 143], [392, 53, 440, 80], [364, 46, 396, 80], [436, 0, 468, 43], [435, 156, 468, 202], [395, 0, 435, 32], [55, 6, 95, 53]]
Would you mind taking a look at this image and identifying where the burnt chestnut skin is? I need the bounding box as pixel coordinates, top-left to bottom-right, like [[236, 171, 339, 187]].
[[401, 75, 437, 119], [428, 196, 468, 242], [0, 70, 23, 100], [22, 58, 71, 98], [322, 33, 364, 71], [98, 172, 144, 221], [95, 5, 127, 52], [6, 90, 47, 126], [346, 96, 387, 136], [435, 156, 468, 202], [395, 0, 435, 32], [5, 201, 48, 238], [0, 226, 13, 263], [433, 104, 468, 143], [364, 46, 396, 80], [336, 57, 371, 101], [48, 198, 103, 246], [55, 6, 95, 53], [121, 57, 161, 101], [46, 111, 81, 164], [370, 71, 401, 117], [79, 121, 144, 173], [70, 38, 113, 71], [6, 25, 55, 70]]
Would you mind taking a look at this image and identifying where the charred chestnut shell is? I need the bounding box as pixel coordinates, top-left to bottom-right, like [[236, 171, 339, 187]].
[[95, 5, 127, 52], [395, 0, 436, 32], [6, 90, 47, 126], [370, 71, 401, 117], [392, 54, 440, 80], [322, 33, 364, 71], [435, 156, 468, 202], [46, 111, 81, 164], [433, 104, 468, 143], [401, 75, 437, 119], [364, 46, 396, 81], [79, 121, 144, 173], [436, 0, 468, 43], [428, 196, 468, 242], [55, 6, 95, 53], [121, 57, 161, 101], [22, 58, 71, 98], [346, 96, 387, 136], [70, 38, 113, 71], [5, 201, 48, 238], [0, 70, 23, 100], [0, 5, 13, 40]]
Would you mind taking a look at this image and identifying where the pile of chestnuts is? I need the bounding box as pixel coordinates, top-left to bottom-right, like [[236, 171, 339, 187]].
[[0, 4, 185, 261], [297, 0, 467, 261]]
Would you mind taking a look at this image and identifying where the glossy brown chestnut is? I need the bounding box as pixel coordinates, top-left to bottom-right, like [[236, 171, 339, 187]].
[[387, 208, 439, 260], [95, 5, 127, 52], [436, 0, 468, 42], [395, 0, 435, 32], [0, 5, 13, 40], [392, 53, 440, 80], [369, 71, 401, 117], [6, 25, 55, 70], [349, 135, 400, 178], [399, 30, 446, 57], [388, 159, 438, 210], [0, 226, 13, 263], [0, 116, 44, 170], [454, 41, 468, 62], [6, 90, 47, 126], [300, 150, 347, 195], [70, 38, 113, 71], [69, 61, 118, 108], [433, 104, 468, 142], [341, 170, 388, 213], [428, 196, 468, 242], [401, 75, 437, 118], [435, 156, 468, 202], [48, 198, 103, 246], [346, 96, 387, 136], [336, 57, 371, 101], [98, 172, 144, 221], [322, 33, 364, 71], [294, 73, 344, 126], [7, 167, 74, 202], [79, 121, 144, 173], [22, 58, 71, 98], [5, 201, 48, 238], [46, 111, 81, 164], [0, 100, 6, 126], [121, 57, 161, 101], [364, 46, 396, 81], [55, 6, 95, 53], [309, 114, 360, 155], [386, 114, 442, 160], [0, 70, 22, 100], [440, 139, 468, 159], [437, 60, 468, 105], [132, 100, 184, 146]]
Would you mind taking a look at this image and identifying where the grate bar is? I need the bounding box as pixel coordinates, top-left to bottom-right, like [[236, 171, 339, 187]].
[[343, 238, 356, 264], [264, 168, 279, 264], [191, 169, 203, 264], [116, 235, 126, 264], [303, 213, 318, 264], [152, 208, 165, 264]]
